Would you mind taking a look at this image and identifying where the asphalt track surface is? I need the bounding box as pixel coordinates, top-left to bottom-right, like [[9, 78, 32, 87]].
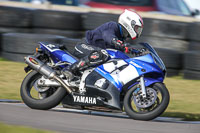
[[0, 103, 200, 133]]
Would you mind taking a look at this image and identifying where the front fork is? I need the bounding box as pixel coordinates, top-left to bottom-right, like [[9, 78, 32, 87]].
[[140, 76, 147, 98]]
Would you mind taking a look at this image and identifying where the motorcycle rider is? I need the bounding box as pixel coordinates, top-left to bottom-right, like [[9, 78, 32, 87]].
[[70, 9, 144, 75]]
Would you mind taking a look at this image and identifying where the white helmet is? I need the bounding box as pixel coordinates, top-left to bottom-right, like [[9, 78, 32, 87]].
[[118, 9, 144, 40]]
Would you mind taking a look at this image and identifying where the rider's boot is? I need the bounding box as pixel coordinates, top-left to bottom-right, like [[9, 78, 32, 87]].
[[70, 58, 90, 75]]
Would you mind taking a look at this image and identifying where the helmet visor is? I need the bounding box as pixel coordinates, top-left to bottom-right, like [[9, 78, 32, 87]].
[[134, 25, 143, 37]]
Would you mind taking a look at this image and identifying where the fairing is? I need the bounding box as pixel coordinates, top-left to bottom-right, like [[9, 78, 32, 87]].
[[39, 42, 77, 64], [95, 53, 164, 92], [106, 49, 130, 59], [39, 42, 165, 92]]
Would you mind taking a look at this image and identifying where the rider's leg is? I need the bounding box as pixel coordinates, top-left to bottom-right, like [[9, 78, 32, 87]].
[[70, 43, 109, 75]]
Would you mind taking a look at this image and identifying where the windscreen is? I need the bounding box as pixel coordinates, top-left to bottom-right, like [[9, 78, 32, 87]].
[[139, 43, 166, 71]]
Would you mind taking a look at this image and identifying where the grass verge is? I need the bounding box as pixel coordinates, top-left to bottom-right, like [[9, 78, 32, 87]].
[[0, 122, 54, 133], [0, 58, 26, 100], [0, 58, 200, 121], [162, 112, 200, 121], [162, 76, 200, 121]]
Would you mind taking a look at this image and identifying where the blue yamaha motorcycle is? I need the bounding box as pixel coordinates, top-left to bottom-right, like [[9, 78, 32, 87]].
[[20, 42, 170, 121]]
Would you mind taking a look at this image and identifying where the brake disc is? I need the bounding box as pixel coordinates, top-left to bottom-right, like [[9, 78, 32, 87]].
[[133, 88, 157, 108]]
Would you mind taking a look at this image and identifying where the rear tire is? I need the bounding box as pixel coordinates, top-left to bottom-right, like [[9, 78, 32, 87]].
[[124, 83, 170, 121], [20, 71, 67, 110]]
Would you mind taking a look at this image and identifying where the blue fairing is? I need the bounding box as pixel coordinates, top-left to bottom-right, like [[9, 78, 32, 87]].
[[126, 54, 164, 76], [95, 50, 165, 92], [106, 49, 129, 59], [95, 67, 123, 91], [95, 49, 130, 91], [51, 50, 77, 64], [39, 42, 77, 64]]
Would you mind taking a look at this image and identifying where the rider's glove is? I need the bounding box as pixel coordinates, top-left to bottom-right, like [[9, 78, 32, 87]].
[[111, 38, 125, 51]]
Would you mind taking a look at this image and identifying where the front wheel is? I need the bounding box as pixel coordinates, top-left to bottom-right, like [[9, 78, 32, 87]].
[[124, 83, 170, 121]]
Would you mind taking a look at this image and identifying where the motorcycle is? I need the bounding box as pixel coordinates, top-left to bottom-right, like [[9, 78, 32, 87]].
[[20, 42, 170, 121]]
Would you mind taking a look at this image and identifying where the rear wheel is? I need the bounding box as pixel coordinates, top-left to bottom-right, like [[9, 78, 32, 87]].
[[124, 83, 170, 121], [20, 71, 67, 110]]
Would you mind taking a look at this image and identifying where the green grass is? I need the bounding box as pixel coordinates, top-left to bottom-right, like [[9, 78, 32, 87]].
[[0, 58, 200, 121], [162, 76, 200, 120], [0, 57, 8, 61], [0, 122, 54, 133], [0, 58, 26, 100]]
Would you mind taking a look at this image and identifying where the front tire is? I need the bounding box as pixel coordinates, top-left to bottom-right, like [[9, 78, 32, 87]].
[[124, 83, 170, 121], [20, 71, 67, 110]]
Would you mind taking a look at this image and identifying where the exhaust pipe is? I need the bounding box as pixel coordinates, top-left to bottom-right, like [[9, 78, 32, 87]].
[[24, 56, 72, 94]]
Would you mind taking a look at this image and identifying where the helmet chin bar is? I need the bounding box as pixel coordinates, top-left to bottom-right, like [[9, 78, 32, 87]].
[[132, 36, 137, 40]]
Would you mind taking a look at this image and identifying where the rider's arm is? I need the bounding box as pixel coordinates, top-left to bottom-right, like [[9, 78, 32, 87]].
[[102, 22, 124, 50]]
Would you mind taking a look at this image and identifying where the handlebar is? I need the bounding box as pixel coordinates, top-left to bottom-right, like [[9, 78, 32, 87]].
[[124, 46, 149, 56]]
